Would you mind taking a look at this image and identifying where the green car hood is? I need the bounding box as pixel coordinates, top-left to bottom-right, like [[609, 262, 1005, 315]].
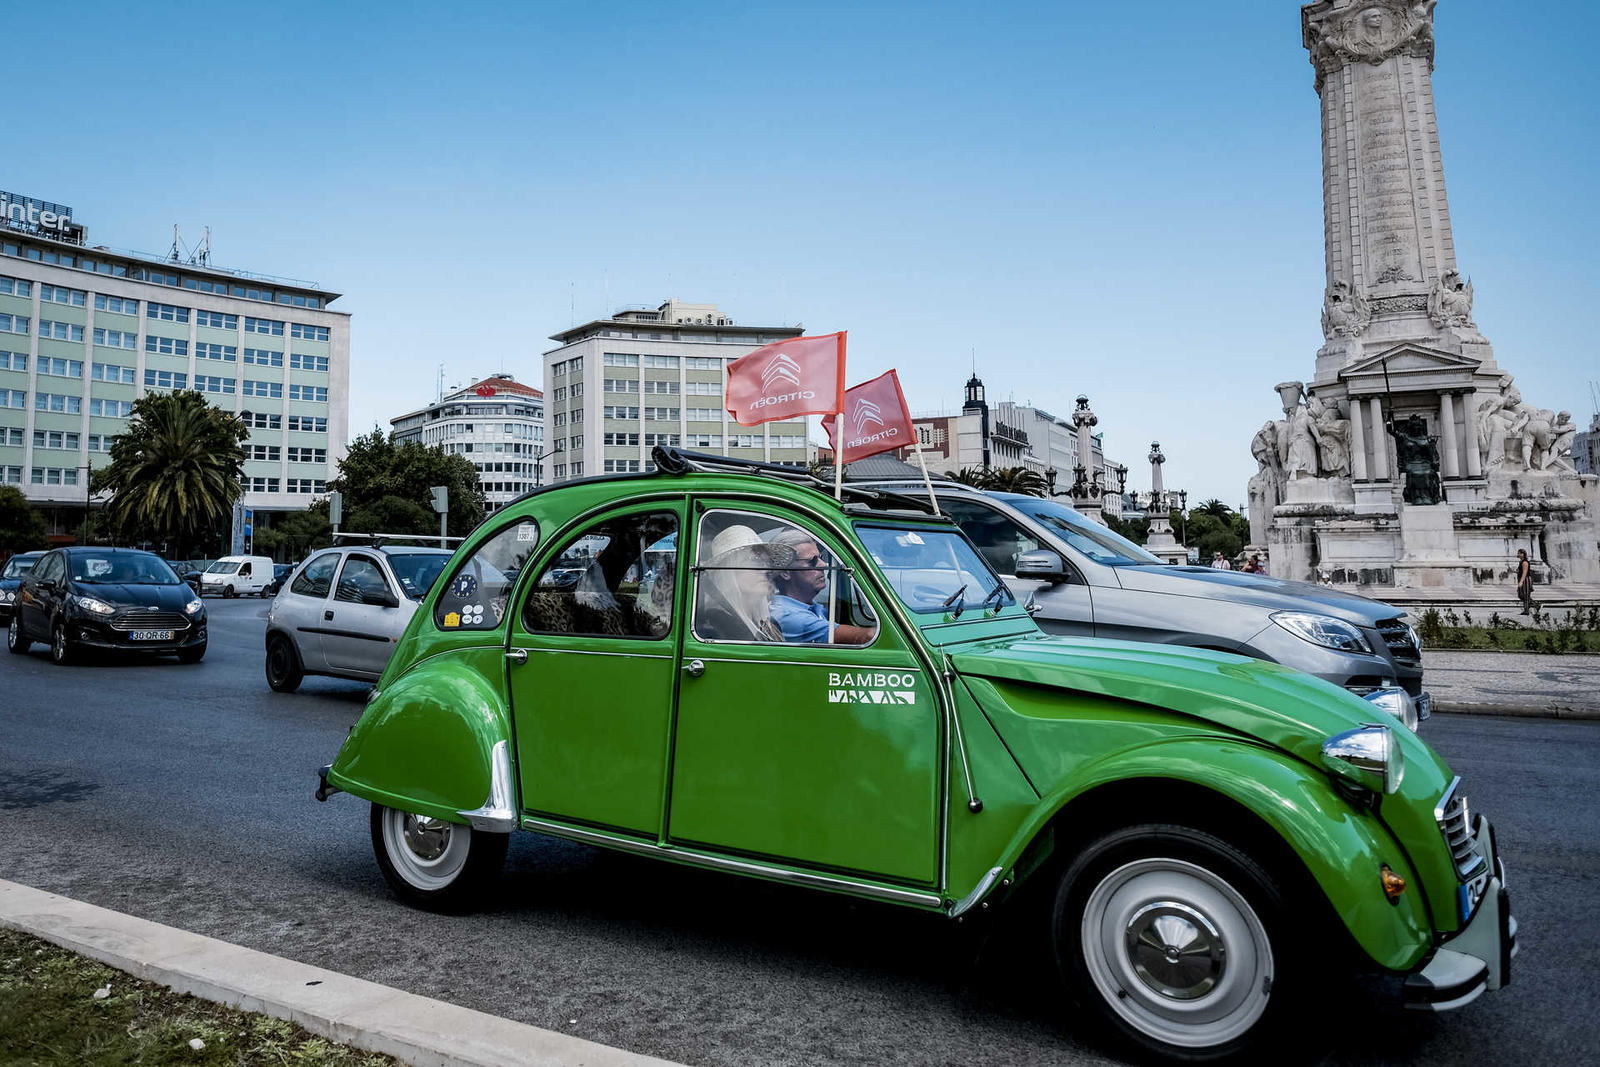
[[948, 634, 1451, 791]]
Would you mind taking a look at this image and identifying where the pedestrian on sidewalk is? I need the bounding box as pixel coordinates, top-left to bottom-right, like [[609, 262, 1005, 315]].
[[1516, 549, 1535, 615]]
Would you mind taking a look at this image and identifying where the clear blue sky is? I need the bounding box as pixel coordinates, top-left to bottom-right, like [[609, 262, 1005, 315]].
[[18, 0, 1598, 506]]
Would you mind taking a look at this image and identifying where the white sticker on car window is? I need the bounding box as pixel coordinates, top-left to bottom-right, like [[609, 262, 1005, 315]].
[[87, 559, 112, 576], [517, 524, 537, 542]]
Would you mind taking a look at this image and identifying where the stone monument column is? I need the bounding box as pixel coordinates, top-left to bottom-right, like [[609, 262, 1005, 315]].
[[1144, 441, 1188, 565], [1368, 397, 1389, 477], [1438, 392, 1459, 477], [1070, 395, 1105, 524], [1461, 389, 1482, 477], [1348, 396, 1369, 480]]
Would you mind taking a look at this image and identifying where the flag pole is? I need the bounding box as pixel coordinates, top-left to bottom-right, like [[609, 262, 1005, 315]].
[[833, 331, 846, 502], [911, 437, 941, 516]]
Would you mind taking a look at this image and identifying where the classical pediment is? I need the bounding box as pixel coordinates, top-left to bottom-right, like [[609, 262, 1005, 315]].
[[1340, 344, 1482, 395]]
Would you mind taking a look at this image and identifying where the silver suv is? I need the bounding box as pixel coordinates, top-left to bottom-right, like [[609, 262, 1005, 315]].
[[265, 544, 454, 691], [863, 483, 1428, 726]]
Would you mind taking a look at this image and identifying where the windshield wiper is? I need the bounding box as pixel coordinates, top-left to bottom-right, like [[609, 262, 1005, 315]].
[[980, 585, 1007, 615], [941, 584, 968, 619]]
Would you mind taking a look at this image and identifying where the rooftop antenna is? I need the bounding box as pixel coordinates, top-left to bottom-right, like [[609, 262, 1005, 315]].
[[569, 282, 575, 327], [192, 226, 211, 266], [1589, 380, 1599, 418], [168, 223, 182, 263], [436, 363, 445, 404]]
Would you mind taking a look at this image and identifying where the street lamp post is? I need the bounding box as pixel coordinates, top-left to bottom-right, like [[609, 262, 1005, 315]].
[[1178, 489, 1189, 544], [532, 444, 565, 488], [79, 463, 94, 546]]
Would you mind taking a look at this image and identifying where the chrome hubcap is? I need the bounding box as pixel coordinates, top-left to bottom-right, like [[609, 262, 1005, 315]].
[[403, 815, 452, 861], [1126, 902, 1225, 999]]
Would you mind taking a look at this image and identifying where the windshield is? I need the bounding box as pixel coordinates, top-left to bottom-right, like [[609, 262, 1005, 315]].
[[385, 553, 451, 600], [70, 553, 183, 586], [856, 525, 1013, 615], [1002, 495, 1164, 566], [2, 556, 38, 580], [205, 561, 241, 574]]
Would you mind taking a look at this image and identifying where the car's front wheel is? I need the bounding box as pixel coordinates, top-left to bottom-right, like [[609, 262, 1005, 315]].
[[7, 615, 30, 654], [50, 622, 76, 666], [1052, 824, 1300, 1063], [265, 633, 303, 692], [370, 804, 508, 912], [224, 584, 236, 599]]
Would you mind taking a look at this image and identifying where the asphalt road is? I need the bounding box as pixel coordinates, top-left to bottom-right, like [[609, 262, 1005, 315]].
[[3, 598, 1597, 1067]]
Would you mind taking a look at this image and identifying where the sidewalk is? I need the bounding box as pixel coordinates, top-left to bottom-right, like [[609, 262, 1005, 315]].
[[0, 880, 683, 1067], [1424, 649, 1600, 719]]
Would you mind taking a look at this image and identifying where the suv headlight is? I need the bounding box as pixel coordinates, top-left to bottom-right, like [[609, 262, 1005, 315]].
[[73, 594, 116, 616], [185, 599, 204, 615], [1322, 724, 1404, 796], [1361, 685, 1419, 732], [1271, 611, 1373, 654]]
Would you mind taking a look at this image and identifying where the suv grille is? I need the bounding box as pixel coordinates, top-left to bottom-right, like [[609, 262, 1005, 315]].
[[110, 610, 189, 631], [1435, 779, 1484, 878], [1377, 617, 1421, 665]]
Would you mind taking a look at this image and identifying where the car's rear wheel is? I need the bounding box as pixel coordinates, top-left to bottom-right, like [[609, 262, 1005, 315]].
[[265, 634, 303, 692], [1052, 824, 1300, 1063], [7, 615, 30, 654], [176, 642, 206, 664], [50, 622, 75, 666], [370, 803, 508, 912]]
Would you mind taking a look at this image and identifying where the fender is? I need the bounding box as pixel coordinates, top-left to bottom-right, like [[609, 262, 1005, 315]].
[[325, 647, 517, 830], [990, 736, 1434, 972]]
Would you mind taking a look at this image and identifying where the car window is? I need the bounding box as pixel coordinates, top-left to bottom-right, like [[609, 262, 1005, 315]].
[[2, 556, 37, 580], [522, 511, 677, 639], [856, 525, 1013, 615], [207, 561, 241, 574], [335, 556, 391, 604], [692, 510, 878, 646], [435, 519, 539, 631], [940, 498, 1043, 576], [291, 552, 340, 598], [1003, 495, 1164, 566], [69, 552, 182, 585], [385, 553, 449, 602], [32, 554, 63, 584]]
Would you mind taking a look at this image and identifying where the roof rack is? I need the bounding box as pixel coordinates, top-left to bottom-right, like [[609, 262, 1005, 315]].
[[650, 446, 946, 517], [331, 531, 463, 550]]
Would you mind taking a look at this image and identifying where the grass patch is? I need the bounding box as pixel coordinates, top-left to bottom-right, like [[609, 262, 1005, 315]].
[[0, 927, 397, 1066], [1415, 605, 1600, 653]]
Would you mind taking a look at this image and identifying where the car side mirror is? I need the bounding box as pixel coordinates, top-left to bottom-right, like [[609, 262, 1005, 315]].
[[1015, 549, 1068, 584], [366, 589, 400, 609]]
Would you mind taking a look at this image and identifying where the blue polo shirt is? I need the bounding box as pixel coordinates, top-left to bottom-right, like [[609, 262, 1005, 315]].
[[770, 594, 830, 643]]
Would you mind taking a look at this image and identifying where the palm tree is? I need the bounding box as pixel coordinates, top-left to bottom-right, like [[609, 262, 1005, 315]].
[[1196, 498, 1233, 519], [985, 467, 1048, 496], [943, 467, 992, 489], [90, 391, 249, 553]]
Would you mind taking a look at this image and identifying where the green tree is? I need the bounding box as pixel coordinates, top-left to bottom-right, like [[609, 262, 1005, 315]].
[[984, 467, 1048, 496], [0, 486, 49, 553], [89, 391, 248, 555], [328, 429, 485, 538], [253, 504, 332, 562], [943, 467, 992, 489], [1104, 512, 1149, 544]]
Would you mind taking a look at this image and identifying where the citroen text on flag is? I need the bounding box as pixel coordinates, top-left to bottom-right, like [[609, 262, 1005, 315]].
[[725, 331, 846, 426], [821, 369, 916, 465]]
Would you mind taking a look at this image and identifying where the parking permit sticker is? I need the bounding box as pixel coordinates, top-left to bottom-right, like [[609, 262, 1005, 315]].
[[88, 559, 112, 577], [443, 612, 461, 628], [904, 533, 924, 545], [517, 524, 537, 542], [451, 574, 477, 598]]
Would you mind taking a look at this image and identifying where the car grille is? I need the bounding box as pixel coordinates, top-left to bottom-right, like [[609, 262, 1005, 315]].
[[1377, 617, 1421, 665], [1435, 779, 1484, 878], [109, 611, 189, 632]]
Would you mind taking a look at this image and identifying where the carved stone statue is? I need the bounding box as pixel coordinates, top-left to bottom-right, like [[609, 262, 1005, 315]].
[[1277, 384, 1323, 481], [1428, 269, 1475, 329], [1476, 373, 1525, 471], [1321, 279, 1371, 340], [1386, 413, 1442, 505], [1544, 412, 1579, 473], [1306, 0, 1438, 89], [1307, 394, 1351, 478], [1248, 420, 1285, 545]]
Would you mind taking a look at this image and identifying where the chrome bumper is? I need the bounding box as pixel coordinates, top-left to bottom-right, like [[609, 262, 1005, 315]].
[[1403, 815, 1518, 1011]]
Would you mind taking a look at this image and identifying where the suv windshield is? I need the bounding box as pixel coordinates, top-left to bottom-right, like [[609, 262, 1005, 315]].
[[856, 525, 1013, 615], [1001, 495, 1164, 567], [70, 552, 183, 585], [2, 556, 37, 580], [385, 553, 450, 600]]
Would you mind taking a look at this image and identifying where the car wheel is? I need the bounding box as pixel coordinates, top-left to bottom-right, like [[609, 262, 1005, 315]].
[[265, 634, 304, 692], [224, 584, 236, 599], [176, 642, 206, 664], [7, 615, 30, 655], [371, 804, 508, 912], [50, 622, 75, 666], [1052, 824, 1299, 1063]]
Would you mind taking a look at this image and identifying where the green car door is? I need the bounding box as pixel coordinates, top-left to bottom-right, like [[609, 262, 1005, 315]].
[[507, 503, 684, 837], [667, 501, 941, 886]]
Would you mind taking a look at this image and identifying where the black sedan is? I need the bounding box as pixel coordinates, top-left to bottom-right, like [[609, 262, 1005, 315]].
[[6, 547, 207, 665], [0, 551, 45, 625]]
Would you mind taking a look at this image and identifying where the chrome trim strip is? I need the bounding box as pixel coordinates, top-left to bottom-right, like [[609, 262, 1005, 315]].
[[520, 647, 673, 660], [948, 865, 1005, 917], [458, 740, 518, 832], [1432, 775, 1462, 823], [521, 816, 943, 908], [693, 656, 922, 672]]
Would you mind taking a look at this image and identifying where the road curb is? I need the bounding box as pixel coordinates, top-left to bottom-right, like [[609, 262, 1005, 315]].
[[0, 879, 684, 1067], [1432, 702, 1600, 720]]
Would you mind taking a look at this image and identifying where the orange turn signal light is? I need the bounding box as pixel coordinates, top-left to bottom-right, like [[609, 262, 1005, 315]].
[[1381, 863, 1407, 902]]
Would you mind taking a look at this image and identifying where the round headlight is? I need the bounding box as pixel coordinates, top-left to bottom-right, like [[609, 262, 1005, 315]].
[[1322, 724, 1404, 796], [1271, 611, 1373, 654], [1361, 685, 1419, 732]]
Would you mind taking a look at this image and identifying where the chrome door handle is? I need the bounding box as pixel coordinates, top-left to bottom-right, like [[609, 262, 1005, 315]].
[[682, 658, 705, 677], [506, 648, 529, 665]]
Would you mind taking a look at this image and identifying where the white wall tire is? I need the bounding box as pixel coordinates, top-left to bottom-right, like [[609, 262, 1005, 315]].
[[369, 803, 507, 912]]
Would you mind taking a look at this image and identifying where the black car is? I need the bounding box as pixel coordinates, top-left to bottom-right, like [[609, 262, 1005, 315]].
[[0, 551, 45, 625], [6, 547, 208, 665], [262, 562, 296, 596]]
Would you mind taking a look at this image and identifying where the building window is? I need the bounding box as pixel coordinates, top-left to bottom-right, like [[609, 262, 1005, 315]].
[[286, 415, 325, 432], [245, 412, 283, 429], [289, 353, 329, 371], [603, 432, 639, 446], [143, 369, 187, 390], [289, 323, 329, 341], [243, 380, 283, 398], [195, 310, 236, 328], [604, 378, 640, 393], [0, 314, 28, 335], [1, 465, 20, 483], [643, 355, 679, 369], [33, 430, 81, 450], [92, 328, 138, 350], [686, 433, 723, 448], [39, 284, 87, 306], [39, 357, 83, 378], [248, 477, 281, 493], [31, 467, 80, 486], [87, 433, 115, 452], [2, 428, 19, 446], [0, 276, 33, 297], [731, 434, 763, 448], [145, 335, 188, 357], [249, 444, 281, 461], [683, 381, 720, 395], [34, 393, 82, 413], [286, 446, 327, 463], [643, 380, 679, 394], [0, 350, 25, 371], [686, 406, 723, 421], [243, 348, 283, 366], [2, 389, 27, 408], [685, 357, 724, 370], [195, 342, 236, 362], [195, 374, 235, 395], [88, 398, 132, 418], [39, 321, 85, 342], [288, 384, 327, 402], [603, 405, 639, 420], [285, 478, 326, 494], [643, 406, 679, 421], [244, 316, 284, 336], [93, 294, 138, 315], [642, 433, 680, 446], [603, 352, 640, 367], [603, 459, 642, 473], [146, 302, 190, 323]]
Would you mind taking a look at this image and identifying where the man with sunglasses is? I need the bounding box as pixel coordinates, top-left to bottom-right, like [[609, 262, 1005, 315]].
[[768, 528, 876, 645]]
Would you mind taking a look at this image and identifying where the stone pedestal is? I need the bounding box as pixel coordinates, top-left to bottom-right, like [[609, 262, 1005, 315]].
[[1391, 505, 1472, 588]]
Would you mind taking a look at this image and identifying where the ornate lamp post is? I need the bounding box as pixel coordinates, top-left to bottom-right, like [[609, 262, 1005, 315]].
[[1178, 489, 1188, 544]]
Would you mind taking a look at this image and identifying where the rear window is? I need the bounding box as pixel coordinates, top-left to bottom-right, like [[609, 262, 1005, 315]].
[[386, 553, 450, 601], [435, 519, 539, 631]]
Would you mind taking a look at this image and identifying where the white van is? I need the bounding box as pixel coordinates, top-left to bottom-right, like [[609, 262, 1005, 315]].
[[200, 555, 274, 598]]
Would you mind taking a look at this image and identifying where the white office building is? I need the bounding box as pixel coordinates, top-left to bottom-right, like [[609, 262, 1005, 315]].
[[391, 373, 544, 512]]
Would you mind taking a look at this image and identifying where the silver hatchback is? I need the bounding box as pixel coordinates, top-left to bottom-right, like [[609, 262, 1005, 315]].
[[265, 545, 453, 691]]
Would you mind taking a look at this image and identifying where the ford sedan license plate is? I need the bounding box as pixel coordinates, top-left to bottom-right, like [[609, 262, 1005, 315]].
[[1459, 867, 1490, 922], [130, 629, 174, 641]]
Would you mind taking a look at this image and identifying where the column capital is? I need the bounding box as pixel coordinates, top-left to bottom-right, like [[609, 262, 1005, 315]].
[[1304, 1, 1437, 92]]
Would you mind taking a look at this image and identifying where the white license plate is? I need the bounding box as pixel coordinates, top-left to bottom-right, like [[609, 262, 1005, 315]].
[[129, 629, 174, 641], [1459, 867, 1490, 922]]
